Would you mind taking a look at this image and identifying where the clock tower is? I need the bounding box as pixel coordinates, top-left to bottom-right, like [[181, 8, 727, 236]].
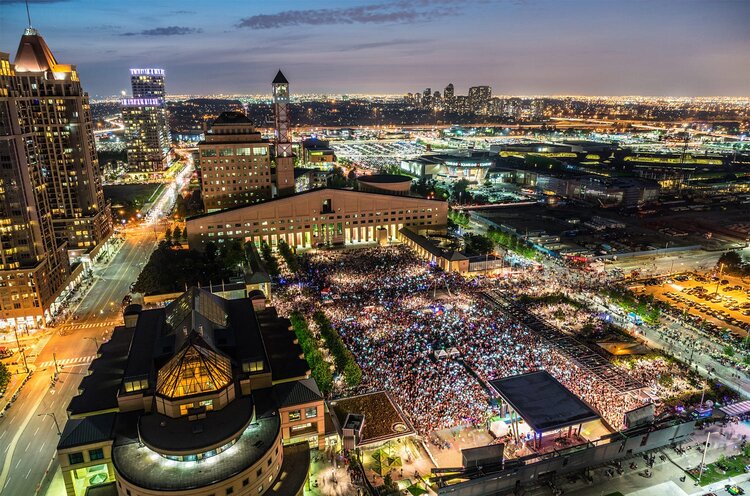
[[272, 70, 295, 197]]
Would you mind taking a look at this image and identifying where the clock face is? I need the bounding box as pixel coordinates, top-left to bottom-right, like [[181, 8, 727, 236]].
[[275, 85, 288, 97]]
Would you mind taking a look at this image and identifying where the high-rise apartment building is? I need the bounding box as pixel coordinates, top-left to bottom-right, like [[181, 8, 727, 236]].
[[199, 112, 272, 212], [0, 28, 111, 330], [122, 68, 171, 172], [468, 85, 492, 114]]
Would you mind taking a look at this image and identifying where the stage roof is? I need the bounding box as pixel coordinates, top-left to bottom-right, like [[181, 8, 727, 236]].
[[489, 371, 600, 433]]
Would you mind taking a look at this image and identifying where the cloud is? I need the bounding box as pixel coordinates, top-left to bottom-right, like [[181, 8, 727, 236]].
[[237, 1, 460, 29], [120, 26, 202, 37], [345, 38, 429, 51], [0, 0, 70, 3], [171, 10, 196, 15]]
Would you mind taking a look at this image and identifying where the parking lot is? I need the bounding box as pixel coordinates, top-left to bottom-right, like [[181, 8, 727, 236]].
[[633, 273, 750, 337]]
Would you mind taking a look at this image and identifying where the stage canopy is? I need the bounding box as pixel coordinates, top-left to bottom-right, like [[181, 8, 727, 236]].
[[489, 371, 600, 433]]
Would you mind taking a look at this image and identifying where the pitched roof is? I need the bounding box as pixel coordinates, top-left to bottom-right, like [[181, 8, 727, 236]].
[[273, 70, 289, 85], [274, 378, 323, 407], [155, 331, 233, 399], [58, 412, 117, 450], [14, 28, 60, 72]]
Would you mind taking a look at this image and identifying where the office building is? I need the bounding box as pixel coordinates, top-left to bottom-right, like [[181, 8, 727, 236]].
[[0, 29, 112, 331], [199, 111, 273, 212], [272, 70, 295, 197], [122, 68, 171, 172], [56, 288, 315, 496]]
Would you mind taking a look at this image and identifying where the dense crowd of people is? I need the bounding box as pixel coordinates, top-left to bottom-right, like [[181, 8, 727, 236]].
[[278, 246, 655, 435]]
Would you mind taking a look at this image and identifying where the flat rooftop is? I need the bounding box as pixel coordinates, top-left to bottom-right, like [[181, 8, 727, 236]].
[[489, 371, 600, 433]]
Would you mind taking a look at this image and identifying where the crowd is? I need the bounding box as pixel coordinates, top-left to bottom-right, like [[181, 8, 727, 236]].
[[278, 246, 652, 435]]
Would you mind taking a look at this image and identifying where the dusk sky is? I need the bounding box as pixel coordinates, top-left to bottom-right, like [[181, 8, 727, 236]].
[[0, 0, 748, 98]]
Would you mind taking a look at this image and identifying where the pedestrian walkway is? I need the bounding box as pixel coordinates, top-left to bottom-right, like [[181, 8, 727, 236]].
[[60, 320, 120, 330], [36, 355, 95, 369]]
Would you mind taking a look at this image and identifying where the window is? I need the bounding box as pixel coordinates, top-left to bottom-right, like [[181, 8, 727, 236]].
[[253, 147, 267, 156], [220, 148, 234, 157], [242, 479, 249, 487], [236, 147, 252, 156], [89, 448, 104, 461], [258, 485, 263, 493], [305, 407, 318, 419], [226, 488, 234, 495], [68, 452, 84, 465], [257, 468, 263, 477], [291, 422, 313, 433], [202, 149, 216, 157], [242, 360, 264, 373], [289, 410, 301, 422]]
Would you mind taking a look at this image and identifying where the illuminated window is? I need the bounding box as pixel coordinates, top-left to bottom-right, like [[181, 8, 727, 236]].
[[289, 410, 301, 422]]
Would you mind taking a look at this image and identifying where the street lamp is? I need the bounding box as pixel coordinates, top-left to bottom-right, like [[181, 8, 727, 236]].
[[38, 412, 62, 436]]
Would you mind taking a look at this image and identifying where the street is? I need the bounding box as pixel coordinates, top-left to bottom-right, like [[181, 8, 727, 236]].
[[0, 225, 157, 496], [0, 156, 193, 496]]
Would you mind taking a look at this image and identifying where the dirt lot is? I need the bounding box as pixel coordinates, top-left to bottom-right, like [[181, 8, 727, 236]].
[[631, 273, 750, 336]]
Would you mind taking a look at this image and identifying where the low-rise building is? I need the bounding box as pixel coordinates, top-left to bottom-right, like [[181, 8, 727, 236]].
[[301, 138, 335, 165], [56, 288, 317, 496], [186, 188, 448, 250]]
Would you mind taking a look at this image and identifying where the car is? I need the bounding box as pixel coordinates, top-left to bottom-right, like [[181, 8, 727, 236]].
[[725, 485, 744, 496]]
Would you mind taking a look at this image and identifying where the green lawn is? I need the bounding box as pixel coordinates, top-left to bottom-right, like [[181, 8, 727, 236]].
[[690, 454, 750, 486]]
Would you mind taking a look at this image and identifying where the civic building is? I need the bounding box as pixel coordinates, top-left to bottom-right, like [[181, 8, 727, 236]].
[[186, 188, 448, 250], [56, 288, 320, 496]]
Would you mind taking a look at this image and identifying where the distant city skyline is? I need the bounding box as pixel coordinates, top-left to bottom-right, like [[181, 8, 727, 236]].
[[0, 0, 748, 98]]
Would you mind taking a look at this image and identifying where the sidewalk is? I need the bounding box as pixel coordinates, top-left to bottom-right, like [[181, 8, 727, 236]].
[[559, 422, 750, 496]]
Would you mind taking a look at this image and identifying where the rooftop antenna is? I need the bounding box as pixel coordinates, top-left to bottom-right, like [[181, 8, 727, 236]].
[[25, 0, 32, 28]]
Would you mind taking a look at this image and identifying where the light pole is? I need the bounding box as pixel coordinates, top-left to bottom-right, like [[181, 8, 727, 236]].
[[38, 412, 62, 435], [13, 326, 28, 373]]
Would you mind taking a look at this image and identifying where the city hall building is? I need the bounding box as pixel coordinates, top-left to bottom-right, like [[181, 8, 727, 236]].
[[186, 188, 448, 250], [56, 288, 319, 496]]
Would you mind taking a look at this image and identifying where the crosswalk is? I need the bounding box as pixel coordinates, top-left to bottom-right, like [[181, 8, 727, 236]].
[[61, 320, 120, 330], [36, 355, 96, 369]]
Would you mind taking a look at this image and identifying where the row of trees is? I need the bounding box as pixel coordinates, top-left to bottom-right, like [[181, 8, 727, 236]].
[[0, 362, 10, 391], [165, 225, 187, 241], [313, 311, 363, 388], [132, 240, 244, 296], [447, 209, 471, 229], [604, 287, 660, 325], [486, 227, 539, 260], [277, 239, 301, 273], [289, 312, 333, 395], [259, 241, 280, 276]]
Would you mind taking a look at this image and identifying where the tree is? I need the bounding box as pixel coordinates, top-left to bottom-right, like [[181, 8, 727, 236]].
[[463, 233, 494, 256], [0, 362, 10, 391], [165, 227, 172, 240], [204, 242, 217, 262], [181, 227, 188, 240], [452, 178, 471, 203], [172, 225, 182, 241]]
